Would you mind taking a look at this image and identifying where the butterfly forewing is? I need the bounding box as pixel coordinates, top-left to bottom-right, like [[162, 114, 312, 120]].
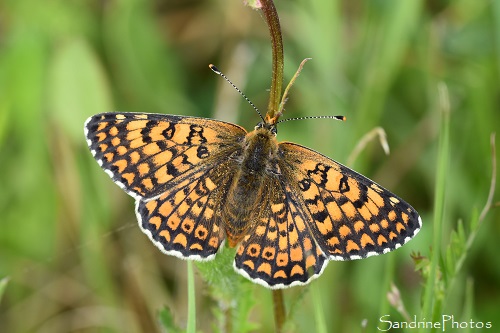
[[278, 142, 422, 261], [84, 112, 247, 200]]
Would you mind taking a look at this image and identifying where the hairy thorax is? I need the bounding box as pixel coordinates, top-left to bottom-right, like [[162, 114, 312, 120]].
[[224, 127, 280, 246]]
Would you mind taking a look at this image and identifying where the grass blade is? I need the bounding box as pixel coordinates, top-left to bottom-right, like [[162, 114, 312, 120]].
[[311, 281, 328, 333], [420, 83, 450, 331]]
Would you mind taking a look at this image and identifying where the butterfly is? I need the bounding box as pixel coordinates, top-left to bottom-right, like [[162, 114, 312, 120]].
[[84, 75, 421, 290]]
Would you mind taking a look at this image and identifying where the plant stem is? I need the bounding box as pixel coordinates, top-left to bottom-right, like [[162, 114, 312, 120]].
[[259, 2, 286, 329], [420, 83, 450, 332], [260, 0, 284, 122], [272, 289, 285, 333], [311, 282, 328, 333], [187, 261, 196, 333]]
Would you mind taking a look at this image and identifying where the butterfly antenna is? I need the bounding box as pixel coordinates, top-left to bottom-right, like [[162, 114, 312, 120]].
[[209, 64, 265, 122], [277, 115, 346, 124]]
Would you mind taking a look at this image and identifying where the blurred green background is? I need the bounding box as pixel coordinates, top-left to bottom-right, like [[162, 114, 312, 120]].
[[0, 0, 499, 332]]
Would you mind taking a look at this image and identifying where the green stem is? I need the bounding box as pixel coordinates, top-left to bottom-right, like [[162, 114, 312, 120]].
[[272, 289, 285, 333], [187, 261, 196, 333], [311, 282, 328, 333], [420, 83, 450, 332], [260, 0, 284, 121]]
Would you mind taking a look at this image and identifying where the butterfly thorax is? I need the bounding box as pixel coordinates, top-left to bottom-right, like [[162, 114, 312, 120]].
[[224, 125, 280, 247]]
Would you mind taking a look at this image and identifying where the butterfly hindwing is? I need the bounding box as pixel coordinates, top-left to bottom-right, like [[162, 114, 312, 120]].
[[84, 112, 247, 200], [135, 158, 238, 260], [234, 176, 328, 288], [278, 142, 422, 261]]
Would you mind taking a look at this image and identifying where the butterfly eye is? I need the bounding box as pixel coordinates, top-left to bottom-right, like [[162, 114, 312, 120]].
[[255, 122, 278, 136], [255, 122, 264, 130]]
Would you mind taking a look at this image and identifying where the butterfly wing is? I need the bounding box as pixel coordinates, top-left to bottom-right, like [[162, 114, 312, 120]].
[[278, 142, 422, 261], [135, 158, 237, 260], [85, 112, 247, 260], [84, 112, 247, 200], [233, 176, 328, 289]]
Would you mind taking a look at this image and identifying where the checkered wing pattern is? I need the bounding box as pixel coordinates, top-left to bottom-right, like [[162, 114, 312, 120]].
[[84, 112, 247, 201], [278, 142, 422, 261], [85, 112, 422, 288], [85, 112, 247, 259], [135, 158, 237, 260], [234, 176, 328, 288]]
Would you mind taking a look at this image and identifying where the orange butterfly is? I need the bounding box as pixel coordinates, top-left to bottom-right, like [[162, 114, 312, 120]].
[[85, 71, 421, 289]]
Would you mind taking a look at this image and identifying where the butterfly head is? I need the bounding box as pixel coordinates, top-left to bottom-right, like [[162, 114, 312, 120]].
[[255, 121, 278, 136]]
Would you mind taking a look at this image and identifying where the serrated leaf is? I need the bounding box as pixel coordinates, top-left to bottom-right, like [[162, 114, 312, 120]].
[[196, 246, 258, 333]]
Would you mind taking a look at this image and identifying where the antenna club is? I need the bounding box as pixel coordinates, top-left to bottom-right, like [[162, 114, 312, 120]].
[[209, 64, 221, 74]]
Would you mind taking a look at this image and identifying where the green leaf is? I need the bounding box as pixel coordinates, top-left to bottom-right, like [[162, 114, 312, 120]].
[[158, 306, 183, 333], [196, 247, 258, 333]]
